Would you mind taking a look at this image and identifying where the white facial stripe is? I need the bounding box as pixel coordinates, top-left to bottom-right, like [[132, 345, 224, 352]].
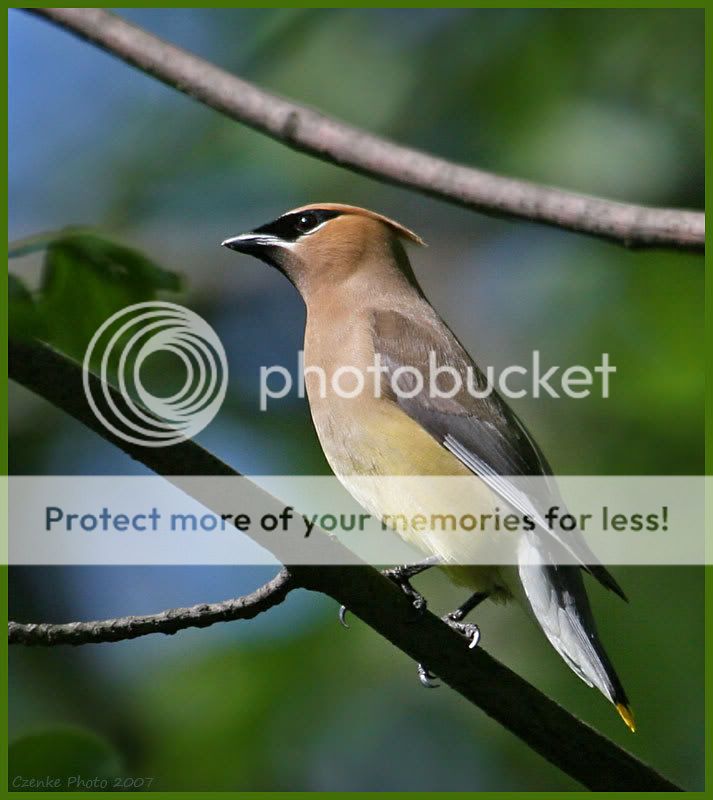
[[221, 234, 296, 250], [301, 218, 332, 236]]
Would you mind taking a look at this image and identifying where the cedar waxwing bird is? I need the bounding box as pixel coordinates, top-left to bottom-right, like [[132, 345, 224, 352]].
[[222, 203, 635, 732]]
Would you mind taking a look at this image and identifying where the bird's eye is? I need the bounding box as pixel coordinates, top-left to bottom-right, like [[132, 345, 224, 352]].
[[295, 212, 319, 234]]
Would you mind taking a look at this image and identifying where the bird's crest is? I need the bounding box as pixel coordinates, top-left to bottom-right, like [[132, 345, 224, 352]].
[[285, 203, 427, 247]]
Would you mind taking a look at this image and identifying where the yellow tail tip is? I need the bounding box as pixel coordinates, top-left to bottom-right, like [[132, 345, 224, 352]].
[[616, 703, 636, 733]]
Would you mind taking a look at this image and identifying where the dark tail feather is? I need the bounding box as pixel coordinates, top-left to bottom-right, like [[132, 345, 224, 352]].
[[518, 558, 634, 731], [586, 563, 628, 602]]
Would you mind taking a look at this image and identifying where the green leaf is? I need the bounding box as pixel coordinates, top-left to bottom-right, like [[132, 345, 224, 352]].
[[8, 274, 41, 341], [8, 228, 86, 259], [49, 233, 182, 293], [9, 728, 124, 791], [8, 228, 182, 362]]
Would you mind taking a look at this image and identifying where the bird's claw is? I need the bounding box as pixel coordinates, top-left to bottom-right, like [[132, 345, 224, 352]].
[[446, 618, 481, 649], [417, 663, 439, 688], [338, 605, 350, 628]]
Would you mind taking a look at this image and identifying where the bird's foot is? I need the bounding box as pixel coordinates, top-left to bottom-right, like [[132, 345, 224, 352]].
[[441, 590, 487, 648], [415, 611, 482, 689], [339, 558, 437, 628], [383, 557, 439, 619], [338, 578, 426, 628]]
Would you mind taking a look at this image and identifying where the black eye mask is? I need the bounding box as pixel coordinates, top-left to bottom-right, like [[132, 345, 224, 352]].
[[252, 209, 342, 242]]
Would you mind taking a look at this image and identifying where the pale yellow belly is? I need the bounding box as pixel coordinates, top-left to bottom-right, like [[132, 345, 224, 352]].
[[310, 395, 514, 601]]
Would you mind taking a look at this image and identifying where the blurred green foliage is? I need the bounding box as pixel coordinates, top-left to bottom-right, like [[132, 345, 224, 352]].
[[9, 729, 124, 791], [8, 8, 704, 792]]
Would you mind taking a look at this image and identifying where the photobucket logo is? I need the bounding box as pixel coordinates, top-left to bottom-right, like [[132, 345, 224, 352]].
[[260, 350, 616, 409], [83, 301, 228, 447]]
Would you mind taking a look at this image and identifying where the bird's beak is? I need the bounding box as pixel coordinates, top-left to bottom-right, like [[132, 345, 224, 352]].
[[221, 233, 265, 254], [221, 231, 291, 272]]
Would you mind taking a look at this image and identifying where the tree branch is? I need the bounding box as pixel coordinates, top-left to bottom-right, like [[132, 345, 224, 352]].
[[9, 569, 293, 645], [27, 8, 703, 252], [8, 336, 682, 791]]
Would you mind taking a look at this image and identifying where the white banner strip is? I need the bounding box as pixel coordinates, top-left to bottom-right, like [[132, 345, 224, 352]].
[[7, 475, 707, 566]]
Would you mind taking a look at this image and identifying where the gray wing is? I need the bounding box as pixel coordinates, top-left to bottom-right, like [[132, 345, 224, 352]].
[[372, 308, 626, 600]]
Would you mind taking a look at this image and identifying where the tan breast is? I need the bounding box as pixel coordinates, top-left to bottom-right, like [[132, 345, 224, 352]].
[[303, 290, 458, 476]]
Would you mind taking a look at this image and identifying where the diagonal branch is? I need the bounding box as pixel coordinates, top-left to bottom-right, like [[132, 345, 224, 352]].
[[7, 336, 682, 791], [26, 8, 703, 252], [9, 569, 293, 645]]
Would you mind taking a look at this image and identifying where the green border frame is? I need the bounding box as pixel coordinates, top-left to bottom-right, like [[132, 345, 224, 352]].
[[4, 4, 708, 797]]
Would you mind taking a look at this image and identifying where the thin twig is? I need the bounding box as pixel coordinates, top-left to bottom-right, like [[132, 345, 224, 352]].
[[9, 569, 293, 645], [8, 337, 682, 791], [26, 8, 703, 252]]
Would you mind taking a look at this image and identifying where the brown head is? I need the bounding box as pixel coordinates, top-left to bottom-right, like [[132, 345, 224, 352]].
[[222, 203, 426, 300]]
